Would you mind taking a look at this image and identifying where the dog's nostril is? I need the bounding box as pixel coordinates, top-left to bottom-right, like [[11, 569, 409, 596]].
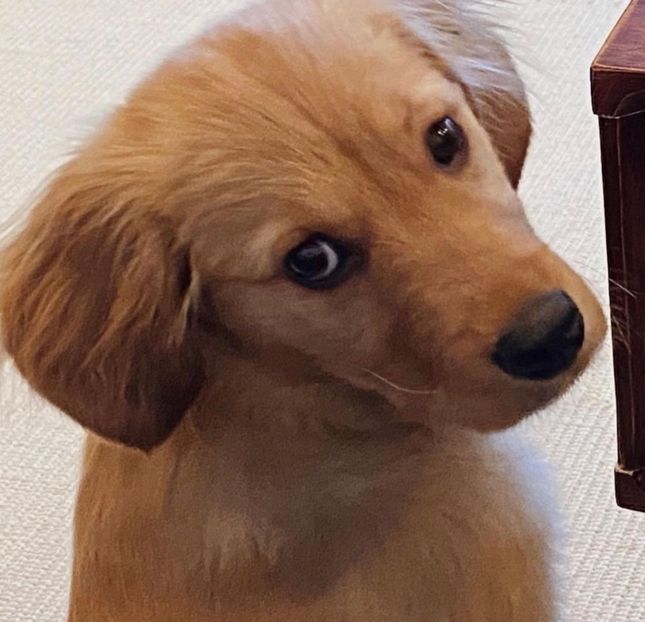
[[492, 290, 585, 381]]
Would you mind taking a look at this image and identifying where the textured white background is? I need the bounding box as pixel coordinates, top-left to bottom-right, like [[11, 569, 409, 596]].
[[1, 1, 644, 620]]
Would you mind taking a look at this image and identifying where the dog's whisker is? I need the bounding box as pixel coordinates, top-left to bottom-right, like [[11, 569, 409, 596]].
[[362, 369, 435, 396], [568, 259, 639, 300], [609, 277, 638, 300]]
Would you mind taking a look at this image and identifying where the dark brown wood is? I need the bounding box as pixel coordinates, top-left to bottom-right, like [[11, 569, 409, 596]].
[[592, 0, 645, 512], [593, 0, 645, 117]]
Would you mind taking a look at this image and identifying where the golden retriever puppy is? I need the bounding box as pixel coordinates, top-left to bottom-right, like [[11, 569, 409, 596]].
[[0, 0, 605, 620]]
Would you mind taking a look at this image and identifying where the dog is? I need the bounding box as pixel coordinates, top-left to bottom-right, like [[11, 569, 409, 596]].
[[0, 0, 606, 620]]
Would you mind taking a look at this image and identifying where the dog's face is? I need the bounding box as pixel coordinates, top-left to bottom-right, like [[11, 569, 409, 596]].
[[0, 0, 606, 448]]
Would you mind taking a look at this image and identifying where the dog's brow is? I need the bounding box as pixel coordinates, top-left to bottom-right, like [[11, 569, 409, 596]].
[[403, 102, 415, 134]]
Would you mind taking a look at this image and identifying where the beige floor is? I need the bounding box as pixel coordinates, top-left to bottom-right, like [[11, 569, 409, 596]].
[[1, 1, 643, 620]]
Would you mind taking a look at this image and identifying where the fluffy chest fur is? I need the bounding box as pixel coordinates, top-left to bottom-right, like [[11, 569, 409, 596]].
[[70, 425, 559, 622]]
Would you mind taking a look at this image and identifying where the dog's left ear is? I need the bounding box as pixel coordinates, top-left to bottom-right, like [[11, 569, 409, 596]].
[[400, 0, 532, 187], [0, 157, 206, 450]]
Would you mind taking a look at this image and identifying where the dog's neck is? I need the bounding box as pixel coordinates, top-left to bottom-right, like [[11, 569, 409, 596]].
[[150, 343, 434, 602], [192, 339, 429, 444], [83, 343, 530, 615]]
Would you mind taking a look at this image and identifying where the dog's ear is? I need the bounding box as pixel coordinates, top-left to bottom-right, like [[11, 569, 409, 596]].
[[0, 160, 205, 450], [400, 0, 532, 187], [451, 31, 532, 189]]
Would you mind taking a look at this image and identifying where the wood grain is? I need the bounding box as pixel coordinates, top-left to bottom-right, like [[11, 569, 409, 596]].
[[592, 0, 645, 512]]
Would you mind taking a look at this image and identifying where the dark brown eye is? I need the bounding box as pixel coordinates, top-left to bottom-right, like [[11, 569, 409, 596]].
[[426, 117, 467, 168], [284, 234, 360, 290]]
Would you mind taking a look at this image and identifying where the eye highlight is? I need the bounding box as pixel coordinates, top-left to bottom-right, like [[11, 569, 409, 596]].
[[284, 234, 361, 290], [425, 117, 467, 168]]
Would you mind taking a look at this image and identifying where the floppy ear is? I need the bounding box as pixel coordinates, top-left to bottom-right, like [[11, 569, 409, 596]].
[[400, 0, 532, 187], [0, 161, 205, 450]]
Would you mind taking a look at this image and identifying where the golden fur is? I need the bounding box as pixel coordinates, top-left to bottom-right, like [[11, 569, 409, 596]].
[[0, 0, 605, 620]]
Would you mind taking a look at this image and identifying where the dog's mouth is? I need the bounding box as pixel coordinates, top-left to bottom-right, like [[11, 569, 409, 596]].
[[353, 332, 601, 433], [336, 282, 606, 433]]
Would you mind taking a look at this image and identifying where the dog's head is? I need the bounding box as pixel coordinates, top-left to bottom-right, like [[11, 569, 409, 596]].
[[0, 0, 605, 449]]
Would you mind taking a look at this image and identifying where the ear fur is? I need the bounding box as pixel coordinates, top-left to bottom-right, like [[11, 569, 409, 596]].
[[0, 160, 205, 450], [398, 0, 531, 187]]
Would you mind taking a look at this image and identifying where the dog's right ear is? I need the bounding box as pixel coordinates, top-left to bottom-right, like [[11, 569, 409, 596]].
[[0, 158, 205, 450], [397, 0, 532, 188]]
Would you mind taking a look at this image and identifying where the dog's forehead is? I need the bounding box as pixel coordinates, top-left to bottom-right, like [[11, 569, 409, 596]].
[[173, 2, 456, 153], [137, 0, 472, 235]]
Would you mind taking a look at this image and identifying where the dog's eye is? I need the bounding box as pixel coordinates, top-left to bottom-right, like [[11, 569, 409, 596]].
[[426, 117, 467, 168], [284, 235, 358, 290]]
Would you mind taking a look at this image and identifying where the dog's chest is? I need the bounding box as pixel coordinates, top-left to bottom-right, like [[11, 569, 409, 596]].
[[174, 429, 558, 620], [74, 430, 558, 621]]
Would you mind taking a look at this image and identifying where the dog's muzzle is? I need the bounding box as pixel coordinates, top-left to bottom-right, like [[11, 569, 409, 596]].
[[492, 289, 585, 381]]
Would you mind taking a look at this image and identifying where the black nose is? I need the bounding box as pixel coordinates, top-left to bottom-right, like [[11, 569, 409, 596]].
[[492, 290, 584, 381]]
